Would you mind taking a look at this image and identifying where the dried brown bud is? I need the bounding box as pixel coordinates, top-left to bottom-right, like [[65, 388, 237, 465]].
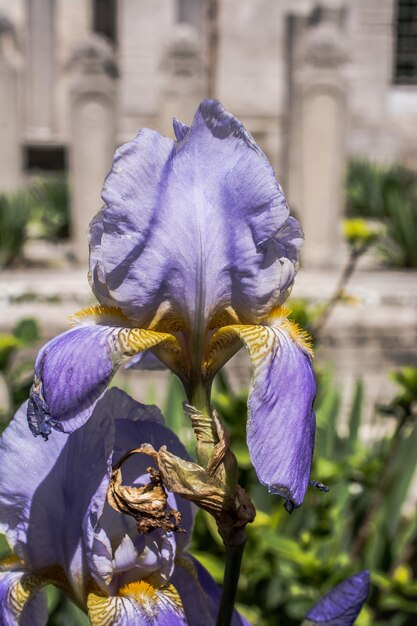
[[107, 405, 255, 546], [137, 404, 256, 546], [107, 453, 185, 535]]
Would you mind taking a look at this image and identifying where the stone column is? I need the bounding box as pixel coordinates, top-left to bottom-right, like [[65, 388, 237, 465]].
[[287, 3, 349, 268], [0, 14, 21, 193], [68, 34, 117, 263], [160, 24, 206, 134], [26, 0, 55, 138]]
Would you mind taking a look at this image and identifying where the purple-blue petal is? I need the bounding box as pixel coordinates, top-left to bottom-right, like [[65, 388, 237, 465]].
[[173, 118, 190, 141], [28, 325, 122, 437], [244, 326, 316, 510], [110, 392, 194, 549], [0, 399, 114, 601], [0, 569, 48, 626], [172, 556, 251, 626], [305, 571, 370, 625], [84, 389, 193, 590], [89, 99, 302, 331], [124, 350, 166, 371]]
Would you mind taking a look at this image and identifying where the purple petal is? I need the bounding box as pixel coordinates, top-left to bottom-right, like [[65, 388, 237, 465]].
[[305, 571, 370, 625], [28, 323, 169, 437], [172, 555, 251, 626], [97, 387, 165, 425], [124, 350, 167, 371], [111, 395, 194, 544], [226, 321, 316, 510], [84, 389, 193, 591], [0, 400, 114, 602], [173, 118, 190, 141], [0, 568, 48, 626], [89, 100, 302, 334], [87, 587, 187, 626], [28, 325, 122, 437]]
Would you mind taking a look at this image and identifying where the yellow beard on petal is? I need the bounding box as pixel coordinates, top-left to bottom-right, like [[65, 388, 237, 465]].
[[87, 579, 184, 624], [69, 304, 133, 327], [119, 580, 159, 616], [264, 306, 314, 357]]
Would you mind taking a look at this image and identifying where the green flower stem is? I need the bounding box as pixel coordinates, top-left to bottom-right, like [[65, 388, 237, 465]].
[[216, 541, 246, 626], [187, 377, 248, 624], [312, 246, 364, 337]]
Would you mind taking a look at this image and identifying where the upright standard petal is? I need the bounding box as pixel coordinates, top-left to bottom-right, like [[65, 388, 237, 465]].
[[28, 312, 176, 436], [84, 389, 193, 593], [0, 399, 113, 603], [89, 100, 302, 337], [207, 311, 316, 510], [304, 571, 370, 626]]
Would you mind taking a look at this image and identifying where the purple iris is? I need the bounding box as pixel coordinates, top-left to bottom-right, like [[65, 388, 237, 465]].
[[0, 388, 248, 626], [27, 99, 316, 511], [304, 570, 371, 626]]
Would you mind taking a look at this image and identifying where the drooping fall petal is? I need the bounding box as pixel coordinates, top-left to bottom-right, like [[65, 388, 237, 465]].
[[87, 581, 187, 626], [27, 314, 176, 436], [208, 315, 316, 510], [0, 568, 48, 626]]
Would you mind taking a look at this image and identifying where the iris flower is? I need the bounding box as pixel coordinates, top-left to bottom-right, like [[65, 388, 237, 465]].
[[28, 100, 316, 511], [0, 388, 248, 626]]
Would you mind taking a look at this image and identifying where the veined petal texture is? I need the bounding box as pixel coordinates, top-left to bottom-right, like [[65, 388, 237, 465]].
[[0, 399, 113, 602], [87, 583, 187, 626], [27, 318, 173, 436], [0, 568, 48, 626], [90, 99, 303, 333], [208, 316, 316, 510], [0, 389, 193, 614], [304, 571, 370, 626]]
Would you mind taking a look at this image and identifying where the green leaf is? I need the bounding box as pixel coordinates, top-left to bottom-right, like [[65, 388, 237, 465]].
[[13, 318, 40, 345], [0, 334, 22, 371], [188, 550, 224, 583], [346, 379, 364, 454]]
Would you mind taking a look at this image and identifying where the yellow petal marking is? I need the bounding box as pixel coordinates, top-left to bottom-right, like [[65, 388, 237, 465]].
[[205, 309, 313, 377], [87, 579, 184, 626], [69, 304, 186, 375], [0, 555, 20, 569], [264, 306, 313, 357], [8, 573, 45, 618], [87, 592, 121, 626], [69, 304, 133, 327]]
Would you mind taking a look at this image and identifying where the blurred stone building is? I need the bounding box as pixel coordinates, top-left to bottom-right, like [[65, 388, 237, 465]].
[[0, 0, 417, 264]]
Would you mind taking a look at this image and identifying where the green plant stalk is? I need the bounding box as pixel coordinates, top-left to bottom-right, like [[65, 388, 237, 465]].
[[312, 246, 365, 337], [188, 377, 247, 626], [352, 411, 409, 558], [216, 542, 246, 626]]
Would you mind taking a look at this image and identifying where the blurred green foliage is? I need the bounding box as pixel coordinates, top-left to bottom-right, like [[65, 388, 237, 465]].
[[0, 177, 69, 269], [0, 318, 40, 427], [1, 317, 417, 625], [172, 365, 417, 626], [345, 159, 417, 268], [342, 218, 382, 253], [30, 176, 70, 241], [0, 191, 32, 268]]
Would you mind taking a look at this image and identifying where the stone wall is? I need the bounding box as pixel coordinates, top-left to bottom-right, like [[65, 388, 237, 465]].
[[1, 0, 417, 262], [0, 0, 414, 166]]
